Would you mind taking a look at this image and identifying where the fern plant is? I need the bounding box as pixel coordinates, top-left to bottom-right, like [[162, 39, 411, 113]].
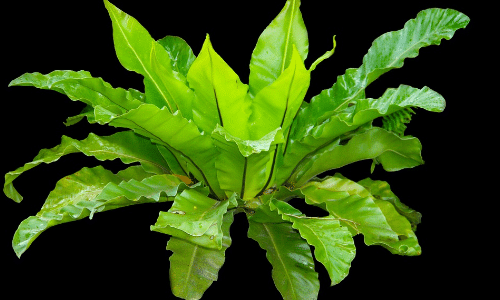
[[4, 0, 469, 299]]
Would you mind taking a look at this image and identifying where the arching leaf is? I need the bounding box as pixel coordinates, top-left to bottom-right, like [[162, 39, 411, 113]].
[[4, 131, 170, 203], [248, 220, 319, 300], [158, 35, 196, 78], [167, 211, 234, 300], [12, 166, 186, 257]]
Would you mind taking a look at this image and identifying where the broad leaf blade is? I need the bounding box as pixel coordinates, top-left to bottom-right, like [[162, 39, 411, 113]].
[[9, 70, 143, 122], [358, 177, 421, 229], [270, 199, 356, 286], [12, 166, 185, 257], [151, 189, 230, 249], [107, 103, 224, 199], [248, 46, 310, 140], [4, 131, 170, 203], [249, 0, 308, 97], [167, 211, 234, 300], [301, 176, 398, 246], [247, 220, 319, 300], [278, 85, 444, 186], [157, 35, 196, 78], [289, 128, 424, 187], [187, 36, 250, 137], [297, 8, 469, 128], [104, 0, 192, 115]]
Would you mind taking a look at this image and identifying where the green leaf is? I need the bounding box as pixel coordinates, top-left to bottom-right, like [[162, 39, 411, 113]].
[[104, 0, 193, 116], [249, 0, 308, 98], [167, 211, 234, 300], [150, 189, 231, 249], [187, 35, 250, 137], [106, 103, 224, 199], [247, 220, 319, 300], [288, 127, 424, 187], [358, 177, 421, 229], [270, 199, 356, 286], [157, 35, 196, 78], [301, 176, 398, 246], [212, 126, 284, 200], [9, 70, 143, 122], [4, 131, 170, 203], [12, 166, 186, 257], [248, 46, 310, 140], [297, 8, 469, 128], [279, 85, 444, 186]]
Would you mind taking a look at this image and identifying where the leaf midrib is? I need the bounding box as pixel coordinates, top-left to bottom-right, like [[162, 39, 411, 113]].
[[108, 7, 173, 112], [263, 223, 297, 299]]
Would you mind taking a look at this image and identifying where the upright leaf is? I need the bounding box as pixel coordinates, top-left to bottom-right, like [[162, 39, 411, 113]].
[[248, 46, 310, 140], [158, 35, 196, 78], [289, 128, 424, 187], [4, 131, 171, 203], [249, 0, 308, 97], [296, 8, 469, 129], [167, 212, 235, 300], [248, 220, 319, 300], [187, 36, 250, 137], [151, 189, 231, 249], [212, 126, 283, 200], [104, 0, 193, 116], [270, 199, 356, 286], [12, 166, 186, 257]]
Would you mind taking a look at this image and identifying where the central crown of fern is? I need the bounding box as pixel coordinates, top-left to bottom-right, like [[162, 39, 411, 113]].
[[5, 1, 468, 299]]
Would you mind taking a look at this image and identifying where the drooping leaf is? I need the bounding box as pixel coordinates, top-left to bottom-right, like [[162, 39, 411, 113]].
[[248, 46, 310, 140], [167, 211, 234, 300], [295, 8, 469, 130], [358, 177, 422, 229], [187, 35, 250, 137], [301, 174, 421, 255], [157, 35, 196, 78], [278, 85, 444, 186], [4, 131, 170, 203], [301, 176, 399, 246], [12, 166, 186, 257], [9, 70, 143, 123], [249, 0, 308, 98], [288, 127, 424, 187], [270, 199, 356, 286], [104, 0, 193, 116], [105, 103, 224, 199], [150, 189, 231, 249], [247, 220, 319, 300]]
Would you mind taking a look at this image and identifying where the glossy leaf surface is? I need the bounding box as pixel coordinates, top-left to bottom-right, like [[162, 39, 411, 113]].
[[12, 166, 185, 257], [289, 128, 424, 187], [249, 0, 308, 98], [4, 131, 170, 203], [158, 35, 196, 78], [167, 212, 234, 300], [248, 220, 319, 300], [151, 189, 230, 249], [270, 199, 356, 286]]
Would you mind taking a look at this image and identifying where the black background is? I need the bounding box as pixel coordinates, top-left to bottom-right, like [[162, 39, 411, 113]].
[[2, 1, 484, 299]]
